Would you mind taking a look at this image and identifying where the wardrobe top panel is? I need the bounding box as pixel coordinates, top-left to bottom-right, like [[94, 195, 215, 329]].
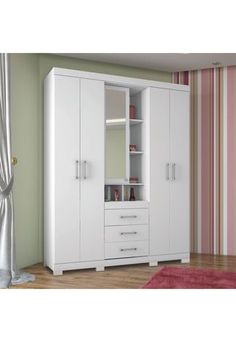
[[46, 67, 190, 93]]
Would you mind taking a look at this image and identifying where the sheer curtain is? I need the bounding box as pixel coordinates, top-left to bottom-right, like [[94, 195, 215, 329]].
[[0, 53, 34, 288]]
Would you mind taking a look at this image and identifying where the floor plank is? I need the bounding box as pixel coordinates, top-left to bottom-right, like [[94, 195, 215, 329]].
[[10, 253, 236, 289]]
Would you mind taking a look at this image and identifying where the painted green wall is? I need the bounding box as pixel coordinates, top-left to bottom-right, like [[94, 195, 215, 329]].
[[11, 54, 40, 268], [10, 53, 171, 268]]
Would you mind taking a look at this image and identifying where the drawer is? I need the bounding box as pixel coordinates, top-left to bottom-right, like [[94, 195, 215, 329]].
[[105, 209, 148, 226], [105, 225, 148, 243], [105, 241, 149, 259]]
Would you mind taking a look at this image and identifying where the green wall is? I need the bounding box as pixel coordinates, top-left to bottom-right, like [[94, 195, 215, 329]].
[[10, 53, 171, 268]]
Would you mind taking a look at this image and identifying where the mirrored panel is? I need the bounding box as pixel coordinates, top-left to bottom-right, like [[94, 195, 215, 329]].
[[105, 86, 128, 182]]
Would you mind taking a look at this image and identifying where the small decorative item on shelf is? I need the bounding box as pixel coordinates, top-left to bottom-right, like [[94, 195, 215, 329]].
[[129, 105, 136, 119], [129, 187, 136, 201], [129, 144, 137, 152], [129, 176, 139, 183], [114, 189, 119, 201], [125, 189, 129, 201]]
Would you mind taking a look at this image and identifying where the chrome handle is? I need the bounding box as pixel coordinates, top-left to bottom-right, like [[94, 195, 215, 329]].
[[172, 163, 176, 181], [120, 231, 137, 235], [120, 215, 137, 219], [166, 163, 170, 180], [75, 160, 80, 179], [120, 248, 137, 252], [82, 160, 87, 179]]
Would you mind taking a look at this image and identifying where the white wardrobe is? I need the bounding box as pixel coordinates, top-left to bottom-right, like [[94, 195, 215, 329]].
[[44, 68, 190, 275]]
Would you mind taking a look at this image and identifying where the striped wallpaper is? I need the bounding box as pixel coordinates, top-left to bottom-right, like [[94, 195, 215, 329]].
[[173, 67, 236, 256]]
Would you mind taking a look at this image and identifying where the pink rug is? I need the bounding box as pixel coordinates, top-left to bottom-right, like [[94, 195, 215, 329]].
[[142, 266, 236, 289]]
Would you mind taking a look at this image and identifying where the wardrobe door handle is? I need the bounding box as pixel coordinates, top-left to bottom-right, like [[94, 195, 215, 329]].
[[172, 163, 176, 181], [82, 160, 87, 179], [75, 160, 80, 179], [120, 215, 137, 219], [120, 231, 137, 235], [120, 248, 137, 252], [166, 163, 170, 180]]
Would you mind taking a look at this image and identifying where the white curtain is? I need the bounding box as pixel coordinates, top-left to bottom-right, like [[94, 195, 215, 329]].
[[0, 53, 34, 288]]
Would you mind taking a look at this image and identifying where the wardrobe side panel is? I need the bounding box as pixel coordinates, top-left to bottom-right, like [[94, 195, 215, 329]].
[[44, 74, 55, 268]]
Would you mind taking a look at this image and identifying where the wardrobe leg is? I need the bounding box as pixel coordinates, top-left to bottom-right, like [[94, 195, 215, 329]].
[[181, 258, 190, 264], [96, 266, 104, 272], [149, 261, 158, 267], [53, 269, 63, 276]]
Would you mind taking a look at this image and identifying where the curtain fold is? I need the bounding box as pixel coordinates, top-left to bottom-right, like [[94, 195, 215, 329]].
[[0, 53, 34, 288]]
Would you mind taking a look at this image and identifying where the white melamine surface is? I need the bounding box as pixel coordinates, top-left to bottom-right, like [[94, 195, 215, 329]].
[[105, 208, 149, 226], [149, 87, 170, 255], [105, 240, 149, 259], [44, 67, 190, 274], [54, 75, 80, 264], [170, 90, 190, 253], [80, 79, 105, 261], [105, 225, 148, 242], [104, 201, 149, 209]]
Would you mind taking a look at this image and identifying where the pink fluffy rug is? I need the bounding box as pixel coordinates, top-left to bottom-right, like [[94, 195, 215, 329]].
[[142, 266, 236, 289]]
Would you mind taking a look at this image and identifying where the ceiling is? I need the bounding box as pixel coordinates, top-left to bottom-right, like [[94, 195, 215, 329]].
[[57, 53, 236, 72]]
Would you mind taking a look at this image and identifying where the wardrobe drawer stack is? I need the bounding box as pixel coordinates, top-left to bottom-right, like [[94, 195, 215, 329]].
[[104, 204, 149, 259]]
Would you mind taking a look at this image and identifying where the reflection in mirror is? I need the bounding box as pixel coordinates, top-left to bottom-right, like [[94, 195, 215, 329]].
[[105, 87, 128, 181]]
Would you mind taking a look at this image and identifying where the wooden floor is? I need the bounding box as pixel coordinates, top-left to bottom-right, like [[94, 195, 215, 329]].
[[10, 253, 236, 289]]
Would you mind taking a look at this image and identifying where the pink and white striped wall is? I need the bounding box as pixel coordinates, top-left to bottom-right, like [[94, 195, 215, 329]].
[[173, 67, 236, 256]]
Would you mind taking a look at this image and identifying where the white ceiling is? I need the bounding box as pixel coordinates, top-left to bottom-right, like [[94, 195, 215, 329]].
[[57, 53, 236, 72]]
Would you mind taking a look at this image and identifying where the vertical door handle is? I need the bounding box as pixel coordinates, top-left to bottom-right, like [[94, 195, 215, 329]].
[[82, 160, 87, 179], [166, 163, 170, 180], [75, 160, 80, 179], [172, 163, 176, 181]]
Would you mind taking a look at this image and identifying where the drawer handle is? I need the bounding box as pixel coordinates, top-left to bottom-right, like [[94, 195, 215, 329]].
[[120, 232, 137, 235], [120, 215, 137, 219], [120, 248, 137, 252]]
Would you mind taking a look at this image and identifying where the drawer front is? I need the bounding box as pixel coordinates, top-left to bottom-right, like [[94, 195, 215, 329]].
[[105, 241, 149, 259], [105, 209, 148, 226], [105, 225, 148, 243]]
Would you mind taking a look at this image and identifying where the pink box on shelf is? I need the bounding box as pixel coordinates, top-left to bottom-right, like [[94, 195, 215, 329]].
[[129, 177, 139, 183], [129, 105, 136, 119]]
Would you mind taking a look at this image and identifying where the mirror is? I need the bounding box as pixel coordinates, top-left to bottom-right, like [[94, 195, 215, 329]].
[[105, 86, 128, 182]]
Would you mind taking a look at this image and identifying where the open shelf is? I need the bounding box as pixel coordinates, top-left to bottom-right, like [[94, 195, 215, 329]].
[[129, 119, 144, 126], [127, 183, 144, 186], [129, 151, 144, 155], [106, 120, 126, 129], [105, 183, 145, 202]]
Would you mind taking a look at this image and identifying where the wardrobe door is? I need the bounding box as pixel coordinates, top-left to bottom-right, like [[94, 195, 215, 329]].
[[54, 75, 80, 263], [80, 79, 105, 261], [149, 87, 170, 255], [169, 90, 190, 254]]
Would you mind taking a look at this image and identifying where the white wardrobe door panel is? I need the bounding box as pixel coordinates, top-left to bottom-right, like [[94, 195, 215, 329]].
[[170, 90, 190, 254], [54, 75, 80, 264], [80, 79, 105, 261], [149, 87, 170, 255]]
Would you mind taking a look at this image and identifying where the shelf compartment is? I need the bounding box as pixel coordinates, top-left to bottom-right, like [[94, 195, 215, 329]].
[[129, 151, 144, 155], [129, 119, 144, 126], [105, 185, 123, 202], [127, 183, 144, 186], [124, 185, 145, 202]]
